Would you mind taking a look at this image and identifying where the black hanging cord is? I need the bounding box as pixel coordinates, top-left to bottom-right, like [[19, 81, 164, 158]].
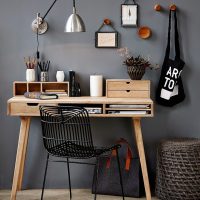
[[43, 0, 58, 20], [36, 29, 40, 59], [36, 27, 40, 81], [73, 0, 75, 7]]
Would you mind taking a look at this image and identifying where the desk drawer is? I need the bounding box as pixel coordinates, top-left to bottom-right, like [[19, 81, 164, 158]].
[[107, 90, 149, 98], [9, 103, 57, 116], [106, 80, 150, 98], [107, 80, 149, 91]]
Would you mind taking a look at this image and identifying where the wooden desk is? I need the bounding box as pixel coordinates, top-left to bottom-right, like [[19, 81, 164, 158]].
[[7, 96, 154, 200]]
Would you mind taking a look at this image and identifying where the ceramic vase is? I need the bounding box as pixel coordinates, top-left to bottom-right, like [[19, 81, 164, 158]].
[[56, 71, 65, 82], [26, 69, 35, 82]]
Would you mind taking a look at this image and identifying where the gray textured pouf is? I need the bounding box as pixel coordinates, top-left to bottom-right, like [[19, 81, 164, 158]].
[[155, 139, 200, 200]]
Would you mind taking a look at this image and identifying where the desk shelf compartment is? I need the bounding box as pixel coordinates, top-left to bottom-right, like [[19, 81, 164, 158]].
[[13, 82, 28, 96], [13, 82, 69, 96], [58, 103, 104, 115], [105, 103, 153, 117], [28, 83, 41, 93], [42, 82, 69, 94]]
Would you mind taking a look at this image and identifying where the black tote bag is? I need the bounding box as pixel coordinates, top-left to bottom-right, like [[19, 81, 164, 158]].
[[156, 10, 185, 107], [92, 138, 144, 197]]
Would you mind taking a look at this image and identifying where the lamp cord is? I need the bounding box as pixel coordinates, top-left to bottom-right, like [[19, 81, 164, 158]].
[[37, 29, 39, 57], [73, 0, 75, 7], [36, 28, 40, 81], [43, 0, 58, 20]]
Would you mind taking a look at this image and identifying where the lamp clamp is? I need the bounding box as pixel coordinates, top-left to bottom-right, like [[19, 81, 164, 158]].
[[31, 13, 48, 35]]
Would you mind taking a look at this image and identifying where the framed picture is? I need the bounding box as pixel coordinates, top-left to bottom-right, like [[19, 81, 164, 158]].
[[121, 4, 138, 27], [95, 32, 118, 48]]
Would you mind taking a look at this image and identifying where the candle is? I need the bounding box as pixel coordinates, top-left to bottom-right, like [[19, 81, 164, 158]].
[[90, 75, 103, 97]]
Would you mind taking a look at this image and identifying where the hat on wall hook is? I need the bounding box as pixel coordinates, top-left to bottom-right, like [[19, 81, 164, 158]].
[[170, 4, 177, 11]]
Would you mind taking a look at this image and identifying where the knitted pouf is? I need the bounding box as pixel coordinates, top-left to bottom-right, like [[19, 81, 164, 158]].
[[155, 139, 200, 200]]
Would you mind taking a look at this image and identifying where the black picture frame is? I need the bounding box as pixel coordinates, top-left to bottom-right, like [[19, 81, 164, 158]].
[[121, 4, 138, 27], [95, 32, 118, 48]]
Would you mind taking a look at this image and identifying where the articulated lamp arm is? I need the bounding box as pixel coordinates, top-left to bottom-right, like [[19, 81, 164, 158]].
[[31, 0, 58, 34]]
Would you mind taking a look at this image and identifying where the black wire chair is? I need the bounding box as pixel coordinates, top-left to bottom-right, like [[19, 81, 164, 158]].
[[39, 105, 125, 200]]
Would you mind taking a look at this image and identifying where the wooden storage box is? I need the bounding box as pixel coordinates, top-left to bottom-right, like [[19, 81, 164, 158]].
[[106, 79, 150, 98], [13, 82, 69, 96]]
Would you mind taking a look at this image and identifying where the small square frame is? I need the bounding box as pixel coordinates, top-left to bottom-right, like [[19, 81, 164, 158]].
[[121, 4, 138, 27], [95, 32, 118, 48]]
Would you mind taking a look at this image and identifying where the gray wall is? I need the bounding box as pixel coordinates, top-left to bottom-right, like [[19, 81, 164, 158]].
[[0, 0, 199, 190]]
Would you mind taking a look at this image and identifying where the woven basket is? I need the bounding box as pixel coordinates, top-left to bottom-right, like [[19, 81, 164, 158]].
[[155, 139, 200, 200], [127, 65, 145, 80]]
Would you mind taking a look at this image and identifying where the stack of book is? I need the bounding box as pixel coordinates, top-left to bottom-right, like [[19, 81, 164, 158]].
[[45, 89, 68, 97], [107, 110, 147, 115], [109, 104, 150, 109], [107, 104, 149, 115], [24, 92, 58, 100]]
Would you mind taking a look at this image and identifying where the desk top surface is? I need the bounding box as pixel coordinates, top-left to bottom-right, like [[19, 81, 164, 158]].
[[8, 96, 153, 104]]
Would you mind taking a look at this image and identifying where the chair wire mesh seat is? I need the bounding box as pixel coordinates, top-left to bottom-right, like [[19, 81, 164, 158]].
[[40, 105, 125, 200]]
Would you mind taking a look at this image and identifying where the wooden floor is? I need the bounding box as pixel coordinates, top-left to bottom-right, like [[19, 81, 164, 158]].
[[0, 189, 158, 200]]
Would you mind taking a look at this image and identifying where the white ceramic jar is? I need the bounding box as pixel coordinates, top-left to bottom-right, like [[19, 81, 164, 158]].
[[56, 71, 65, 82], [26, 69, 35, 82]]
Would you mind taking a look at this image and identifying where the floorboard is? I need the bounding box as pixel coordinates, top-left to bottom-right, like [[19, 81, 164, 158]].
[[0, 189, 158, 200]]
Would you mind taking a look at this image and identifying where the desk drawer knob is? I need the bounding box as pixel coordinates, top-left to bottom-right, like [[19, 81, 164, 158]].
[[126, 82, 130, 84], [126, 90, 130, 93]]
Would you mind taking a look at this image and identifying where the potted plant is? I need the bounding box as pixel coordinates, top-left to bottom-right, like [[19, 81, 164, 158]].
[[117, 47, 158, 80]]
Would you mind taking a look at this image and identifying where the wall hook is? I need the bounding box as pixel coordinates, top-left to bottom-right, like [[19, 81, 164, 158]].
[[104, 19, 111, 25], [154, 4, 162, 12], [170, 4, 177, 11]]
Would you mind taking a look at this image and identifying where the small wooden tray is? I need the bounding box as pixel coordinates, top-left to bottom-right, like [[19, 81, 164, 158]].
[[138, 26, 152, 39]]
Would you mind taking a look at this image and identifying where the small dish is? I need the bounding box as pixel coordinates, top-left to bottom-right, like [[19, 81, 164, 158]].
[[138, 26, 152, 39]]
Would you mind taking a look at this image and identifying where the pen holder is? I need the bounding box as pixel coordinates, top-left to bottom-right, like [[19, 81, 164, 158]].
[[40, 71, 49, 82], [26, 69, 35, 82]]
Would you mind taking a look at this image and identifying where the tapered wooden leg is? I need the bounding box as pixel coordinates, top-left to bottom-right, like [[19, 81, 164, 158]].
[[10, 117, 31, 200], [17, 117, 31, 190], [132, 118, 151, 200]]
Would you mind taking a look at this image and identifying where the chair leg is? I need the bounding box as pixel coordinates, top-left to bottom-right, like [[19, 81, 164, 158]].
[[94, 157, 100, 200], [116, 149, 125, 200], [67, 158, 72, 199], [41, 153, 50, 200]]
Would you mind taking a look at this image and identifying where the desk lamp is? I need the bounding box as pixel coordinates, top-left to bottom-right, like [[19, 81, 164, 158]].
[[31, 0, 86, 34], [31, 0, 86, 80]]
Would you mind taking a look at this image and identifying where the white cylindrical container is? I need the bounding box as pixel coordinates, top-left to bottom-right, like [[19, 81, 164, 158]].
[[26, 69, 35, 82], [56, 71, 65, 82], [90, 75, 103, 97]]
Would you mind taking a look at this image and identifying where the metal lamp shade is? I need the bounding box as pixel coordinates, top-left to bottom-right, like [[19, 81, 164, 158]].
[[65, 12, 86, 32]]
